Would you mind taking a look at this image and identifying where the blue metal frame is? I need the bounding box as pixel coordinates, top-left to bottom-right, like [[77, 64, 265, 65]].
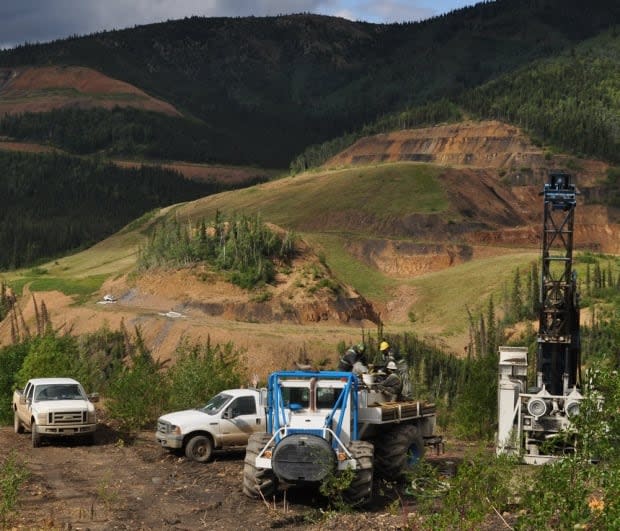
[[266, 371, 359, 445]]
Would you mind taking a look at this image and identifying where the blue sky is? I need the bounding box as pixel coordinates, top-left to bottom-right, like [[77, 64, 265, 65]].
[[0, 1, 481, 50]]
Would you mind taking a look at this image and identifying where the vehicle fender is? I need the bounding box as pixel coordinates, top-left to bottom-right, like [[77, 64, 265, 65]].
[[183, 429, 219, 449]]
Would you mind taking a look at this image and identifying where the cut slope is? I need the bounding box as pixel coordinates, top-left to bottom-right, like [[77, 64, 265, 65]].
[[325, 121, 609, 184], [0, 66, 181, 117]]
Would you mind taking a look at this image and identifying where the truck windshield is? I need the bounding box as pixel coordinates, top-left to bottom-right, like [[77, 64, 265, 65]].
[[200, 393, 231, 414], [281, 387, 310, 409], [34, 384, 85, 401]]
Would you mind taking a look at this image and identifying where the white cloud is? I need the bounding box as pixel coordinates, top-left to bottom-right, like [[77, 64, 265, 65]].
[[0, 0, 473, 49]]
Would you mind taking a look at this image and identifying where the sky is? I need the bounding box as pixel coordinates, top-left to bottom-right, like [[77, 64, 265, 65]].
[[0, 0, 480, 50]]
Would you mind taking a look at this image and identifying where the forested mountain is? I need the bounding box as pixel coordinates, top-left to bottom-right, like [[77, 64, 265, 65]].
[[1, 0, 619, 166], [0, 151, 254, 269], [1, 0, 619, 269], [293, 28, 620, 171]]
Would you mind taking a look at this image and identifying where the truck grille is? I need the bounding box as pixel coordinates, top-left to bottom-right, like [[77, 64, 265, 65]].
[[157, 420, 171, 433], [48, 411, 87, 424]]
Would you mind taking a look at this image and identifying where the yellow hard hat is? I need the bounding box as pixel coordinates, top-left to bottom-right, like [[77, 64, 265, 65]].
[[379, 341, 389, 352]]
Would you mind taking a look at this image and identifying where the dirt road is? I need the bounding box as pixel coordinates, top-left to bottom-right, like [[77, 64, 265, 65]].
[[3, 424, 418, 530]]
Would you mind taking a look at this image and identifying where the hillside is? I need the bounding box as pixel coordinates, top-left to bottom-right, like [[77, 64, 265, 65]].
[[0, 66, 180, 117], [1, 1, 619, 166], [0, 2, 617, 272], [3, 121, 617, 373], [0, 2, 618, 374]]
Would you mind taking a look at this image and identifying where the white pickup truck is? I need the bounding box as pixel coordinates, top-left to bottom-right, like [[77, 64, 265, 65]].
[[13, 377, 98, 447], [156, 388, 265, 462]]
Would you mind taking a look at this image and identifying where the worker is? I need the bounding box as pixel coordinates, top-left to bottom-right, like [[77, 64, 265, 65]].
[[376, 360, 403, 401], [338, 343, 368, 374], [378, 340, 395, 366]]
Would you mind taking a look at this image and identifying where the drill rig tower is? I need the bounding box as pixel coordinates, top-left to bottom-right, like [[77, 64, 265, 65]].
[[497, 172, 583, 464]]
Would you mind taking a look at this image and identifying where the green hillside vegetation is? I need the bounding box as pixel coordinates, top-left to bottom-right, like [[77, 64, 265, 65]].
[[461, 29, 620, 163], [408, 252, 539, 337], [180, 163, 448, 235], [296, 28, 620, 170], [0, 150, 257, 270], [137, 213, 295, 289], [0, 107, 250, 165], [1, 1, 618, 166]]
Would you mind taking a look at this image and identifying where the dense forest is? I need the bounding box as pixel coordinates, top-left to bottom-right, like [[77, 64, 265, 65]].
[[461, 29, 620, 163], [0, 151, 258, 269], [293, 29, 620, 170], [1, 0, 619, 166], [0, 107, 249, 165]]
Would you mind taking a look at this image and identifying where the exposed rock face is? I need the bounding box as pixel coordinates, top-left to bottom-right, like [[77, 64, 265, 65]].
[[187, 295, 379, 325], [324, 120, 618, 255]]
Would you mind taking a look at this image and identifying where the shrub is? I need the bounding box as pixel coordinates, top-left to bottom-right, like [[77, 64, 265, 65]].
[[105, 352, 169, 434], [0, 342, 30, 424], [102, 326, 169, 433], [15, 333, 80, 388], [419, 450, 517, 530], [166, 338, 247, 411]]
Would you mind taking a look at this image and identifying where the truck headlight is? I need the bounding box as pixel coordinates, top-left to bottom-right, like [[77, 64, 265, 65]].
[[37, 412, 48, 424], [87, 409, 97, 423], [171, 425, 181, 435]]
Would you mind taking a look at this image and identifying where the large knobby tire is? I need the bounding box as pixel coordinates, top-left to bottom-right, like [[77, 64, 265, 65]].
[[31, 422, 41, 448], [342, 440, 374, 506], [184, 434, 213, 463], [373, 424, 425, 479], [242, 433, 278, 500], [14, 411, 24, 434]]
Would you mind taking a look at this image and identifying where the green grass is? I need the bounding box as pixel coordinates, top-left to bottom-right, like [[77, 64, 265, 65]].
[[307, 233, 397, 302], [9, 274, 107, 304], [408, 252, 539, 338], [178, 162, 449, 233], [119, 208, 160, 234]]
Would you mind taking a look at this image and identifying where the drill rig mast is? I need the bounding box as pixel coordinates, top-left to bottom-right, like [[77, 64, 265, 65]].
[[496, 172, 583, 464], [538, 172, 581, 395]]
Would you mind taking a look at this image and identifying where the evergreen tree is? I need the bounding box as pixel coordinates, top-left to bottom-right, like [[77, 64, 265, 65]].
[[510, 268, 524, 322]]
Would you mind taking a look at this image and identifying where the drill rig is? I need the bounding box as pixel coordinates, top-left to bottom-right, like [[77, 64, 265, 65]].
[[496, 172, 583, 464]]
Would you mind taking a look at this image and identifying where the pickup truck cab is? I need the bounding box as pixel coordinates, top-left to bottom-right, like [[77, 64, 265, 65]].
[[156, 388, 265, 462], [13, 377, 98, 447]]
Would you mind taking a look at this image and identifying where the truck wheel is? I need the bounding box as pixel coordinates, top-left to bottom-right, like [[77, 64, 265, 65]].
[[31, 423, 41, 448], [374, 424, 425, 479], [342, 440, 374, 506], [14, 411, 24, 434], [242, 433, 277, 499], [184, 435, 213, 463]]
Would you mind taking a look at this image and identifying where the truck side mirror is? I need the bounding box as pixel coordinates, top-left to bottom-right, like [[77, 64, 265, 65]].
[[88, 393, 100, 403], [19, 395, 27, 405], [222, 408, 232, 419]]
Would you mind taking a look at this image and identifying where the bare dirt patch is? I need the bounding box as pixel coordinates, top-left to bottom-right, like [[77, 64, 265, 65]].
[[4, 423, 478, 530], [114, 160, 277, 186], [0, 66, 181, 117], [0, 139, 59, 154], [1, 240, 378, 379]]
